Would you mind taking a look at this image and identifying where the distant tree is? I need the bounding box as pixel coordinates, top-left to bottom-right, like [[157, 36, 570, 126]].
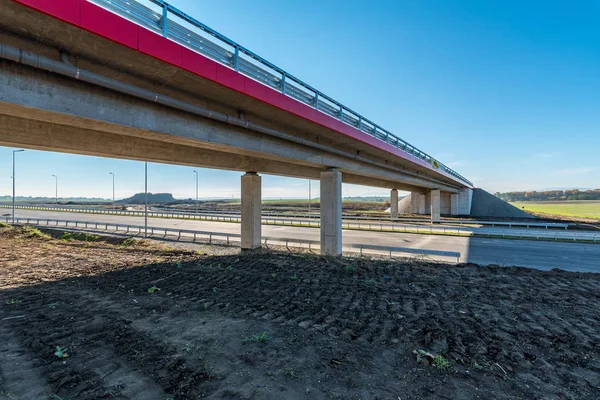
[[494, 189, 600, 202]]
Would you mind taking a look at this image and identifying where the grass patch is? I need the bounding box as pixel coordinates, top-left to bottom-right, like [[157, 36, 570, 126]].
[[120, 237, 137, 247], [243, 332, 271, 344], [57, 232, 101, 242], [22, 226, 50, 239], [511, 200, 600, 220]]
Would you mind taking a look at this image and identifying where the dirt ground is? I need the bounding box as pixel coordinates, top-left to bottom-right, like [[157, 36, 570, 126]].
[[0, 227, 599, 399]]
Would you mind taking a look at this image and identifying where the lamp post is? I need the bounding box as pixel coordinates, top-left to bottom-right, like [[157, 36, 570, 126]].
[[193, 170, 198, 214], [52, 174, 58, 204], [109, 172, 115, 208], [12, 149, 24, 225], [308, 179, 312, 214], [144, 162, 148, 238]]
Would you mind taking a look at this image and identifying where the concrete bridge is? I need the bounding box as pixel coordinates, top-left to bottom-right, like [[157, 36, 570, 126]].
[[0, 0, 476, 255]]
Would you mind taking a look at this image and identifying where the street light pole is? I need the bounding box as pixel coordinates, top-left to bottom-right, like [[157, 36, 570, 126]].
[[144, 162, 148, 238], [109, 172, 115, 209], [193, 170, 198, 214], [52, 174, 58, 204], [308, 180, 311, 214], [12, 149, 24, 225]]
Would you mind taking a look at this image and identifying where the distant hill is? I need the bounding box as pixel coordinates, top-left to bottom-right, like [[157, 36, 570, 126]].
[[117, 193, 176, 204]]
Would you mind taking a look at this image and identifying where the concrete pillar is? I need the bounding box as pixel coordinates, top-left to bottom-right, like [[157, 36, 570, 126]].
[[450, 194, 458, 216], [241, 172, 261, 249], [411, 192, 426, 214], [457, 188, 474, 215], [320, 169, 342, 256], [390, 189, 399, 219], [431, 189, 441, 223]]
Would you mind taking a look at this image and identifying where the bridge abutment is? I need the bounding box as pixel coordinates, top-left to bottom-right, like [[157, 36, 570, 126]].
[[320, 169, 342, 256], [451, 193, 459, 216], [411, 192, 426, 214], [241, 172, 261, 249], [457, 188, 473, 215]]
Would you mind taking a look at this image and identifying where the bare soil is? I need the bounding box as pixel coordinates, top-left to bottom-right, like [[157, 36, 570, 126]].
[[1, 227, 599, 399]]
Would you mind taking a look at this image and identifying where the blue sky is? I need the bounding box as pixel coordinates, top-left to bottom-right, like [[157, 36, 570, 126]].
[[1, 0, 599, 199]]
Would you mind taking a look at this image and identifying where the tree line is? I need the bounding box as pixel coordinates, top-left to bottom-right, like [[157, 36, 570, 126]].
[[495, 189, 600, 202]]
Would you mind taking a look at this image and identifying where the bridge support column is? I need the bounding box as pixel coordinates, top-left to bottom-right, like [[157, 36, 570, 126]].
[[241, 172, 261, 249], [390, 189, 399, 219], [431, 189, 441, 223], [320, 168, 342, 256], [411, 192, 426, 215], [457, 188, 473, 215], [450, 194, 458, 216]]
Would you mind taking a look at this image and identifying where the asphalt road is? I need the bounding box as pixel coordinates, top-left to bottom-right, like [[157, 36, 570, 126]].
[[10, 209, 600, 273]]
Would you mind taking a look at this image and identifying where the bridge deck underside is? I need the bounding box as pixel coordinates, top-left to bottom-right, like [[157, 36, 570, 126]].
[[0, 0, 467, 193], [0, 59, 456, 192]]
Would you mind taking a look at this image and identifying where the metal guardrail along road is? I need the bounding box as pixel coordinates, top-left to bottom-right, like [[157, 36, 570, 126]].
[[5, 206, 598, 242], [3, 217, 462, 262], [2, 205, 571, 230], [89, 0, 471, 186]]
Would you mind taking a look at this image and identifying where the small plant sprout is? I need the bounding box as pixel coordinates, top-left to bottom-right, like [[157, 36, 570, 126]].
[[48, 303, 58, 309], [414, 349, 451, 369], [243, 332, 271, 344], [120, 238, 136, 247], [291, 273, 297, 281], [54, 346, 69, 359], [176, 261, 183, 269], [345, 264, 357, 274], [5, 299, 22, 305], [147, 286, 160, 294], [433, 355, 451, 369]]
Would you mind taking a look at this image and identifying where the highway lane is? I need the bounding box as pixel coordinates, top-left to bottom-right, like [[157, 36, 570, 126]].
[[10, 208, 600, 272], [5, 205, 594, 241]]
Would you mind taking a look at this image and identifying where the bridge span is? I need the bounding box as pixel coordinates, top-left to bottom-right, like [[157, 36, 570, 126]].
[[1, 0, 476, 255]]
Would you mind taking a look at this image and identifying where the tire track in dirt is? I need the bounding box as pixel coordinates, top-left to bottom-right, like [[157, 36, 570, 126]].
[[3, 241, 600, 399], [0, 288, 210, 399], [0, 325, 53, 399]]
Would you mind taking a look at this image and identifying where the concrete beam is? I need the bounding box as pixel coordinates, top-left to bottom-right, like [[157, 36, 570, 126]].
[[431, 189, 441, 223], [241, 172, 261, 249], [390, 189, 399, 219], [320, 169, 342, 256], [0, 58, 461, 193], [451, 194, 458, 216], [0, 114, 326, 178]]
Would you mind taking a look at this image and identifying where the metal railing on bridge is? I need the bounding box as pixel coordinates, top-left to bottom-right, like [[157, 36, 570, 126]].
[[89, 0, 472, 186]]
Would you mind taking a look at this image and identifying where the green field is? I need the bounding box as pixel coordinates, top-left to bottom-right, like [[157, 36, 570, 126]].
[[511, 201, 600, 220]]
